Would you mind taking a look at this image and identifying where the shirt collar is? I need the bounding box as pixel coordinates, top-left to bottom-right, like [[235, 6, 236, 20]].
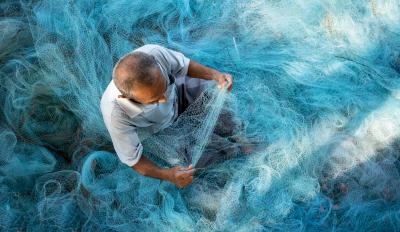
[[111, 80, 144, 118], [112, 67, 174, 118]]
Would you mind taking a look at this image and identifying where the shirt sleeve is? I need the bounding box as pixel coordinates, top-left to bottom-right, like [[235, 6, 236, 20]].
[[108, 108, 143, 167], [137, 44, 190, 77]]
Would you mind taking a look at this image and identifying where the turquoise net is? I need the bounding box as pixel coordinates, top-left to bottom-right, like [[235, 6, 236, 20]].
[[1, 0, 400, 231]]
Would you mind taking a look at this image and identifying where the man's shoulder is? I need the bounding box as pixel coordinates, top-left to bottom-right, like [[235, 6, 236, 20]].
[[135, 44, 180, 63], [100, 80, 119, 113], [100, 81, 120, 127], [134, 44, 166, 55], [135, 44, 175, 77]]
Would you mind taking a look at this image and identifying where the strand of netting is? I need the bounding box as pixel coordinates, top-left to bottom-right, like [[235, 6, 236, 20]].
[[191, 87, 227, 166], [1, 0, 400, 231]]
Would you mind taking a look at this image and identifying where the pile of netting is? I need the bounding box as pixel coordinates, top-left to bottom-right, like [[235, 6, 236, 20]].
[[1, 0, 400, 231]]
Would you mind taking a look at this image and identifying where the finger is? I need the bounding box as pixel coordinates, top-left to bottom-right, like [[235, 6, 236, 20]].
[[223, 74, 231, 87], [184, 168, 196, 175], [228, 81, 233, 91], [178, 168, 196, 177], [177, 169, 195, 179], [217, 79, 223, 89], [228, 76, 233, 83], [226, 76, 233, 91], [218, 81, 226, 90]]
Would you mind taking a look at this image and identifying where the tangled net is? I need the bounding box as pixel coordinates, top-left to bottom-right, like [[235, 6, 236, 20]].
[[1, 0, 400, 231]]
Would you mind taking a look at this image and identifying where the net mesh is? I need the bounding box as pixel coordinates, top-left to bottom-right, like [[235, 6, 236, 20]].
[[1, 0, 400, 231]]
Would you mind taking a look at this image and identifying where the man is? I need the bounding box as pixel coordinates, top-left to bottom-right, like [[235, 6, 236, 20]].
[[101, 44, 235, 188]]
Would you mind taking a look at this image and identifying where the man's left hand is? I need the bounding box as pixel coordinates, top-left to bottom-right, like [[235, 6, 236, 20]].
[[214, 73, 233, 92]]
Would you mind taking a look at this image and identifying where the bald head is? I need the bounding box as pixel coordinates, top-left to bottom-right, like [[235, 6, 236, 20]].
[[113, 51, 161, 98]]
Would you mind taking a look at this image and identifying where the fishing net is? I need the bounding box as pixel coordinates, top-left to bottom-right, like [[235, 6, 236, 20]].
[[1, 0, 400, 231]]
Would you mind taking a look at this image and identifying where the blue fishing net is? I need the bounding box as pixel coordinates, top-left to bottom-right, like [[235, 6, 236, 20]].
[[1, 0, 400, 231]]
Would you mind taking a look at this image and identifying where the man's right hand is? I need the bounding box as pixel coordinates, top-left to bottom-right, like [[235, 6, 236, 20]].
[[167, 165, 195, 188]]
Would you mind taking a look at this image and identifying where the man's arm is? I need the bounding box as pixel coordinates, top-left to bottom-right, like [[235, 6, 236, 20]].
[[187, 60, 233, 91], [146, 45, 232, 91], [101, 98, 195, 188], [133, 155, 195, 188]]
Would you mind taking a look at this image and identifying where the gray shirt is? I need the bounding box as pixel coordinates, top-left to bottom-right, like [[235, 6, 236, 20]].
[[100, 44, 190, 166]]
